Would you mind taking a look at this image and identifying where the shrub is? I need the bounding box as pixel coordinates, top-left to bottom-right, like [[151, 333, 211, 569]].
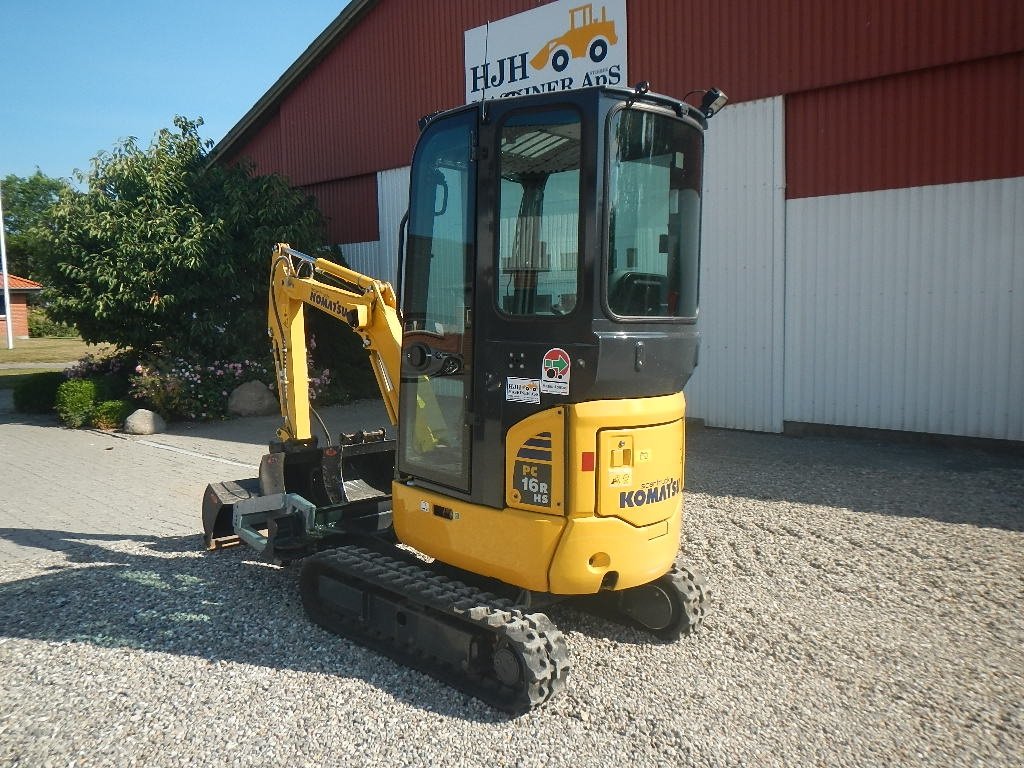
[[27, 307, 78, 338], [12, 371, 66, 413], [91, 399, 134, 430], [66, 350, 135, 398], [34, 117, 331, 361], [130, 357, 272, 420], [54, 378, 100, 427], [65, 351, 130, 378], [305, 311, 379, 401]]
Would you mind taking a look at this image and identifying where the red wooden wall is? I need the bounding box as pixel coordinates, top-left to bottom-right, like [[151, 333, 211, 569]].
[[223, 0, 1024, 240]]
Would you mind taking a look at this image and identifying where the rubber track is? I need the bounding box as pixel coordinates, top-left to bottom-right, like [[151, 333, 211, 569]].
[[576, 562, 710, 641], [300, 544, 571, 713], [661, 563, 710, 640]]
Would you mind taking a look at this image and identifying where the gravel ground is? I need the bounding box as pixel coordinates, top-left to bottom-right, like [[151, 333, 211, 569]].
[[0, 420, 1021, 767]]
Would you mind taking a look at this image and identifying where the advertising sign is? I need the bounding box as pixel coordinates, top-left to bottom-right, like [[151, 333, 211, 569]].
[[464, 0, 628, 103]]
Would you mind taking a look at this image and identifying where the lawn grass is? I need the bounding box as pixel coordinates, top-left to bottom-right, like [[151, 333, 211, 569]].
[[0, 337, 111, 364], [0, 338, 115, 389]]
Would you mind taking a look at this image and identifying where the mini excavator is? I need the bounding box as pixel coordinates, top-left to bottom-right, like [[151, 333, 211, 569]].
[[203, 84, 727, 712]]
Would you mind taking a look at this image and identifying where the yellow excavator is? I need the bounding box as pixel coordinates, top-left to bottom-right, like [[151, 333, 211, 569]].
[[203, 83, 727, 712]]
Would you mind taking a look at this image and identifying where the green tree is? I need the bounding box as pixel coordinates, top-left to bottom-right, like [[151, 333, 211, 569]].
[[35, 117, 331, 359], [1, 170, 69, 280]]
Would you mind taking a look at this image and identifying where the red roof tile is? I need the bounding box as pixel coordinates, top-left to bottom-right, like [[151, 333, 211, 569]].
[[1, 274, 43, 290]]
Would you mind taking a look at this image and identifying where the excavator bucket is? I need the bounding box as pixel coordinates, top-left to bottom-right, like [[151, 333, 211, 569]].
[[261, 431, 394, 514], [332, 431, 395, 508], [202, 477, 260, 550]]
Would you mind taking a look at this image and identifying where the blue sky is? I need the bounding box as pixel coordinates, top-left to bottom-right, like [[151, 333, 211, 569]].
[[0, 1, 349, 181]]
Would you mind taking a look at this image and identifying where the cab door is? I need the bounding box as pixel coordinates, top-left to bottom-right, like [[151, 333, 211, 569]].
[[469, 96, 590, 509], [397, 110, 477, 493]]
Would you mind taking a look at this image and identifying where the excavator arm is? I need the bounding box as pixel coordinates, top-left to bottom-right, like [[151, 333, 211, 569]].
[[202, 243, 405, 557], [267, 243, 402, 442]]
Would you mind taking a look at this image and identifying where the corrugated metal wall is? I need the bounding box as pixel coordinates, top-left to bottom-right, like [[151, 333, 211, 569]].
[[336, 166, 411, 282], [233, 0, 541, 187], [226, 0, 1024, 228], [785, 177, 1024, 441], [234, 112, 282, 175], [786, 52, 1024, 198], [686, 97, 786, 432], [628, 0, 1024, 103], [376, 166, 411, 282], [304, 174, 379, 244]]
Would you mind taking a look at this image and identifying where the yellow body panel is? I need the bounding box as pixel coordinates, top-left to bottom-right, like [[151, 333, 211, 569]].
[[597, 419, 684, 527], [567, 392, 686, 518], [547, 501, 683, 593], [392, 483, 565, 593], [392, 393, 688, 596]]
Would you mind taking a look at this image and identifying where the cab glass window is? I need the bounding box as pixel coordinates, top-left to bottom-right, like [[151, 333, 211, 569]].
[[497, 109, 581, 317], [607, 108, 703, 318]]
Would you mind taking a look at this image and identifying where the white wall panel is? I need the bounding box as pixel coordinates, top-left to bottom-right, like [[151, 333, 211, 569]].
[[785, 177, 1024, 441], [376, 166, 411, 283], [686, 97, 786, 431], [339, 166, 411, 284], [339, 240, 380, 277]]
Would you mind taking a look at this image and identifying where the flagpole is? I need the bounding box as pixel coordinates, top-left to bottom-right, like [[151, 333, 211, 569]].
[[0, 180, 14, 349]]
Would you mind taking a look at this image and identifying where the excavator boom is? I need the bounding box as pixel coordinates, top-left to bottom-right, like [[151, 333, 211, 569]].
[[268, 244, 402, 440]]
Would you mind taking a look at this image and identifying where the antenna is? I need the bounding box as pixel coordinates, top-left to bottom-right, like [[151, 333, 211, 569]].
[[481, 21, 491, 120]]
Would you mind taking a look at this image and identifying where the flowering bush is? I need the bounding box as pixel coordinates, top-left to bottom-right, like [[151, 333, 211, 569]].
[[65, 350, 136, 381], [65, 350, 136, 401], [130, 358, 272, 421], [308, 365, 332, 402]]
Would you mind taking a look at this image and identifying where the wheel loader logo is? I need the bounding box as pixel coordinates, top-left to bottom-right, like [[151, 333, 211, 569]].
[[530, 3, 618, 73]]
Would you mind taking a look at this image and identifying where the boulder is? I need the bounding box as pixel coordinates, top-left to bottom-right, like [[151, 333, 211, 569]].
[[124, 408, 167, 435], [228, 380, 279, 417]]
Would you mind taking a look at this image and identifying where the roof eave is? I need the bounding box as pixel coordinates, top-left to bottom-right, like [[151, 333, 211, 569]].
[[208, 0, 380, 167]]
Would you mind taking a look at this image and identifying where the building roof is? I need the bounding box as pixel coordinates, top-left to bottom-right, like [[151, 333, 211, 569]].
[[209, 0, 379, 165], [1, 274, 43, 291]]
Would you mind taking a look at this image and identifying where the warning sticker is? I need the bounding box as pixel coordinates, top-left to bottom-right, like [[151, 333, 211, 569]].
[[540, 347, 571, 395], [506, 377, 540, 403]]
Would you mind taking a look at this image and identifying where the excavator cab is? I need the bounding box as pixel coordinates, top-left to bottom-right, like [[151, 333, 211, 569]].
[[392, 87, 708, 592]]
